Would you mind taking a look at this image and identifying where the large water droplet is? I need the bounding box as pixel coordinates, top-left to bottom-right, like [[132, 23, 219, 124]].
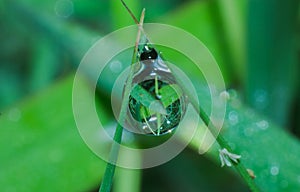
[[127, 44, 186, 136]]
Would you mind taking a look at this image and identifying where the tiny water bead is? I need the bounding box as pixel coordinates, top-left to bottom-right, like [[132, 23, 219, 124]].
[[256, 120, 269, 130], [228, 110, 239, 126], [270, 166, 280, 176], [127, 44, 187, 136]]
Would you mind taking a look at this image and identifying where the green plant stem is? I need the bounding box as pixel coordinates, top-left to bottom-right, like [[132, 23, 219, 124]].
[[99, 48, 136, 192], [157, 41, 260, 190], [99, 9, 145, 192], [177, 83, 260, 191], [198, 106, 260, 192], [99, 123, 123, 192], [99, 53, 135, 192]]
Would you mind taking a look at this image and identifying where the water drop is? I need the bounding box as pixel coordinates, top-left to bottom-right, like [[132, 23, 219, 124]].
[[254, 89, 268, 109], [256, 120, 269, 130], [54, 0, 74, 18], [109, 60, 123, 74], [228, 111, 239, 125], [270, 166, 279, 176], [127, 44, 186, 136], [220, 90, 230, 101]]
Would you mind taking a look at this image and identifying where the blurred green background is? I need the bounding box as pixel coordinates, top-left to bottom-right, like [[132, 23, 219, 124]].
[[0, 0, 300, 191]]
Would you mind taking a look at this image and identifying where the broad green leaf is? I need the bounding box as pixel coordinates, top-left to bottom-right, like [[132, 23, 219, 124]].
[[0, 75, 107, 191], [130, 85, 160, 111], [247, 0, 299, 127], [187, 89, 300, 192], [29, 36, 60, 92], [215, 0, 246, 84]]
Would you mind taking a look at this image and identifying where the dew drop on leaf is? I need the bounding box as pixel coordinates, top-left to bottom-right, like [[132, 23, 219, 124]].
[[127, 44, 187, 136], [228, 110, 239, 126], [256, 120, 269, 130], [270, 166, 280, 176]]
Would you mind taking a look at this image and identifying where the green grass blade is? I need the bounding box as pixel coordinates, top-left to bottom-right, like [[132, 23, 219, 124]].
[[99, 8, 144, 191], [0, 75, 108, 191], [247, 0, 299, 127], [215, 0, 246, 85], [99, 123, 124, 192]]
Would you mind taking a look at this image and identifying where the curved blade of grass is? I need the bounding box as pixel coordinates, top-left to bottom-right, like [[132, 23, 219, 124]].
[[99, 8, 145, 192], [114, 145, 141, 192]]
